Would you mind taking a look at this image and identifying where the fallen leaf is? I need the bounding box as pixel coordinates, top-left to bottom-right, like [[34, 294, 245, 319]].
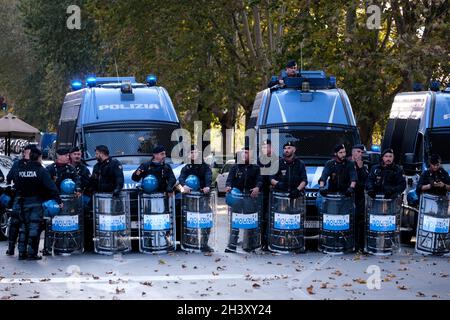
[[440, 273, 449, 278], [212, 272, 219, 276], [397, 285, 408, 290], [227, 284, 236, 287], [353, 278, 367, 284], [214, 258, 221, 263], [181, 264, 187, 269], [92, 275, 100, 280], [109, 280, 118, 285], [1, 296, 11, 300], [28, 295, 39, 299], [295, 268, 303, 272], [217, 266, 225, 271], [140, 281, 153, 287], [203, 252, 213, 256], [432, 294, 438, 298], [106, 271, 113, 275], [332, 270, 343, 276], [115, 287, 125, 294], [321, 283, 328, 289], [306, 285, 314, 295], [158, 259, 166, 265], [416, 292, 426, 297], [342, 283, 352, 287], [252, 283, 261, 289]]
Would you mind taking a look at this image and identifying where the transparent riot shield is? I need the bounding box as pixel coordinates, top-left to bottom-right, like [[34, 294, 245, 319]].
[[416, 193, 450, 256], [319, 194, 355, 254], [138, 192, 176, 254], [365, 195, 401, 255], [268, 191, 305, 253], [45, 194, 83, 255], [226, 193, 262, 253], [181, 191, 217, 253], [93, 192, 131, 255]]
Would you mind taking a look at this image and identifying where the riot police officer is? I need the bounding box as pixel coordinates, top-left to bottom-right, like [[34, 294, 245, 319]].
[[226, 147, 262, 196], [131, 145, 176, 195], [89, 145, 124, 196], [43, 148, 81, 255], [350, 144, 369, 251], [259, 139, 275, 249], [46, 148, 81, 192], [178, 145, 212, 194], [366, 148, 406, 199], [319, 144, 357, 196], [270, 141, 308, 198], [69, 146, 91, 191], [416, 154, 450, 196], [5, 144, 33, 256], [15, 147, 62, 260]]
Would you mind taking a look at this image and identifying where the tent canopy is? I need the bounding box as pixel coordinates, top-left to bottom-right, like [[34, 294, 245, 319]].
[[0, 113, 40, 138]]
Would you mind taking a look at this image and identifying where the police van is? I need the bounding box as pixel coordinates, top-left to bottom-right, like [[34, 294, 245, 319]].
[[56, 75, 183, 242], [249, 70, 362, 239], [381, 81, 450, 242]]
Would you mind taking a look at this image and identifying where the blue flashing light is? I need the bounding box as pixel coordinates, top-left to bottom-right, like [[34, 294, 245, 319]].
[[371, 145, 381, 152], [413, 82, 423, 91], [86, 76, 97, 88], [146, 74, 158, 87], [429, 80, 440, 92], [71, 80, 83, 91], [328, 76, 336, 88]]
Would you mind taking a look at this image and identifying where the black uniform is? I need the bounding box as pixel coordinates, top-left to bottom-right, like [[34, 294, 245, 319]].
[[72, 162, 91, 191], [89, 157, 124, 195], [15, 161, 61, 259], [5, 159, 26, 256], [259, 157, 276, 248], [366, 163, 406, 198], [179, 163, 212, 189], [416, 168, 450, 196], [46, 163, 81, 192], [131, 161, 176, 193], [226, 164, 263, 193], [352, 160, 369, 251], [271, 157, 308, 197], [319, 158, 357, 194]]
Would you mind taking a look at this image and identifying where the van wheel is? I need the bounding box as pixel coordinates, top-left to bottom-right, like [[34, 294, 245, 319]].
[[400, 231, 413, 245]]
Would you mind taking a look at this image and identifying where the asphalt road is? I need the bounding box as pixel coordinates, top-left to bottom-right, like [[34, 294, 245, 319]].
[[0, 197, 449, 300]]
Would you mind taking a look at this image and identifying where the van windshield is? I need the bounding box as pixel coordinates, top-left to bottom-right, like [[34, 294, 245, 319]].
[[429, 131, 450, 164], [433, 95, 450, 128], [274, 129, 358, 165], [84, 127, 179, 160]]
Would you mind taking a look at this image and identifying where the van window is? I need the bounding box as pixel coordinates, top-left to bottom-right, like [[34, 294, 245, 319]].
[[266, 90, 348, 125], [433, 95, 450, 128]]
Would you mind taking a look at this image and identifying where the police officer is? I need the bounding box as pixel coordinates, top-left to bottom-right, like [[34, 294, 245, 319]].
[[226, 147, 262, 197], [15, 147, 62, 260], [267, 60, 299, 87], [43, 148, 81, 255], [319, 144, 357, 196], [178, 145, 212, 194], [259, 139, 275, 249], [69, 146, 91, 191], [89, 145, 124, 196], [5, 144, 33, 256], [366, 148, 406, 199], [416, 154, 450, 196], [350, 144, 369, 251], [131, 145, 176, 195], [46, 148, 81, 193], [270, 141, 308, 197]]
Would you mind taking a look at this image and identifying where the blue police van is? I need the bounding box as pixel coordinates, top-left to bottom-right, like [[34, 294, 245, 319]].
[[381, 81, 450, 242], [56, 75, 183, 240], [249, 70, 362, 239]]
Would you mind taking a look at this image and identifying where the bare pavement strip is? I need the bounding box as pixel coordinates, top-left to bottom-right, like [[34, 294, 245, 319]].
[[0, 198, 449, 300]]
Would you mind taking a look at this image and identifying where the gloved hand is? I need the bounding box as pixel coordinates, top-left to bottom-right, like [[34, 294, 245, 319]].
[[345, 187, 355, 197], [384, 190, 395, 199], [319, 187, 328, 197], [289, 189, 300, 199], [276, 181, 285, 190], [367, 190, 376, 199]]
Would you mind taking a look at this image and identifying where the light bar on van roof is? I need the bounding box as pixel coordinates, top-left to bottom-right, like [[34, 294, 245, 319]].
[[71, 80, 83, 91], [86, 76, 97, 88], [146, 74, 157, 87], [429, 80, 440, 92]]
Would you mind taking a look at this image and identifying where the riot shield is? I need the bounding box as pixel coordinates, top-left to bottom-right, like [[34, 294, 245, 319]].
[[93, 192, 131, 255], [45, 194, 83, 255], [226, 193, 262, 253], [319, 193, 355, 254], [416, 193, 450, 256], [181, 191, 217, 253], [138, 192, 176, 254], [365, 195, 401, 255], [268, 191, 305, 253]]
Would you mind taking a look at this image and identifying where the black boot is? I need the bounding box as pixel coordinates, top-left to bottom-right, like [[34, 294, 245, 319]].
[[6, 244, 15, 256], [18, 252, 27, 260], [27, 255, 42, 261]]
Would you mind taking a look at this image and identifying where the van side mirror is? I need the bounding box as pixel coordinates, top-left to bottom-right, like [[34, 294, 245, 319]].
[[403, 153, 422, 175]]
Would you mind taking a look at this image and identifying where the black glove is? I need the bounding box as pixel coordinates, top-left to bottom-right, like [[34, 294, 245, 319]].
[[367, 190, 376, 199], [276, 181, 285, 190], [319, 187, 328, 197], [112, 190, 121, 198], [384, 190, 395, 199], [289, 189, 300, 199], [345, 187, 355, 197]]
